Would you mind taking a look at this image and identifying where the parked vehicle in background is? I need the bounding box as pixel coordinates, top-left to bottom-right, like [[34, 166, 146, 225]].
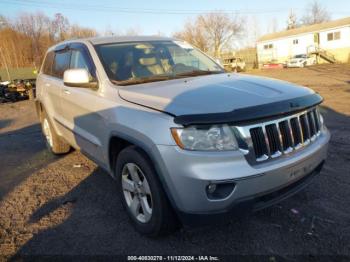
[[36, 36, 330, 236], [287, 54, 316, 68], [223, 57, 246, 72]]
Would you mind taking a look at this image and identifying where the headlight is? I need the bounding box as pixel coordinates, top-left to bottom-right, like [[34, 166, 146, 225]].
[[171, 125, 238, 151]]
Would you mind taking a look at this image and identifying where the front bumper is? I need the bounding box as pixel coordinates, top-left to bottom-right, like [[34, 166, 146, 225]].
[[179, 160, 325, 226], [152, 129, 330, 217]]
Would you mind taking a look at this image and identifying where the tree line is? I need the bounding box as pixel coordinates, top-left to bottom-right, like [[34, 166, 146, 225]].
[[0, 0, 332, 71], [0, 12, 97, 70]]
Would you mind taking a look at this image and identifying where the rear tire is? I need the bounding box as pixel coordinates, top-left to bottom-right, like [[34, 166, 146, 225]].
[[115, 146, 179, 236], [40, 109, 70, 154]]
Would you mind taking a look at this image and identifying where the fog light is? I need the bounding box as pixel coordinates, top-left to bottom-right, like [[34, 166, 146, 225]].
[[207, 183, 217, 194], [206, 182, 236, 200]]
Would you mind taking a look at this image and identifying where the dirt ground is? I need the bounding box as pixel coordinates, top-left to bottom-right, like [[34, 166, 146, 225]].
[[0, 64, 349, 259]]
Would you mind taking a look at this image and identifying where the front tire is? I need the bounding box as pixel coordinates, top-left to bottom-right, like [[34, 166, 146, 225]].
[[115, 146, 178, 236], [40, 110, 70, 154]]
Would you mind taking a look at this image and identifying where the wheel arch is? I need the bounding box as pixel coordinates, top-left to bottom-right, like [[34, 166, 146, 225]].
[[107, 131, 180, 212], [35, 99, 44, 120]]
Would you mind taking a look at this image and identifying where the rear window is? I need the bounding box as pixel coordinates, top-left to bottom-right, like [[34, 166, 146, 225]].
[[52, 51, 71, 79], [42, 51, 54, 75]]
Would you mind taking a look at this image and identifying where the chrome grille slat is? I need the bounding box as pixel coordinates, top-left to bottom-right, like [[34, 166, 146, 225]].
[[279, 120, 293, 152], [300, 114, 311, 142], [313, 109, 320, 132], [287, 119, 295, 149], [250, 127, 268, 160], [290, 117, 302, 147], [262, 125, 271, 157], [265, 124, 282, 158], [236, 107, 322, 164], [307, 111, 316, 137]]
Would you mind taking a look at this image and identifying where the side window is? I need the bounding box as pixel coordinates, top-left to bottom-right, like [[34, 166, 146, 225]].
[[327, 33, 333, 41], [70, 49, 96, 79], [263, 44, 273, 49], [328, 31, 341, 41], [52, 50, 71, 79], [334, 31, 341, 40], [42, 51, 54, 75], [70, 50, 89, 70]]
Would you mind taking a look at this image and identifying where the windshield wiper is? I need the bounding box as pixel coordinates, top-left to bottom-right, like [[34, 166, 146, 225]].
[[112, 70, 223, 86], [174, 70, 223, 77], [114, 75, 175, 86]]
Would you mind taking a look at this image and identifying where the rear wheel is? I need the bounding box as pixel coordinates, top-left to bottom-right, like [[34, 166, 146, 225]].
[[116, 146, 179, 236], [40, 110, 70, 154]]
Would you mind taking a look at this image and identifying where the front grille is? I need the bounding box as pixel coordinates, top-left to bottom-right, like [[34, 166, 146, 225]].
[[265, 124, 282, 154], [245, 107, 321, 163]]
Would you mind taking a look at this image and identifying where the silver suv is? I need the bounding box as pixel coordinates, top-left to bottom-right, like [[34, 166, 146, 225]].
[[36, 36, 330, 236]]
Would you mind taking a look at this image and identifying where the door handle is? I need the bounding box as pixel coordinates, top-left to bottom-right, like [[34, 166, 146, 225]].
[[63, 89, 71, 95]]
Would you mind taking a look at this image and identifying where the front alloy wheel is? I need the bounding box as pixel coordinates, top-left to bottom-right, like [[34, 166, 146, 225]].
[[116, 146, 179, 236], [122, 163, 153, 223]]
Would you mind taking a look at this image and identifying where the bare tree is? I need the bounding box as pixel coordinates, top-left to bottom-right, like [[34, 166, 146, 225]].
[[173, 19, 210, 52], [301, 0, 331, 25], [0, 28, 33, 70], [0, 15, 9, 29], [51, 13, 70, 41], [0, 11, 100, 69], [198, 12, 244, 57], [15, 12, 51, 66], [174, 12, 243, 57], [104, 25, 116, 36], [69, 24, 97, 39], [124, 27, 142, 36], [243, 16, 260, 47]]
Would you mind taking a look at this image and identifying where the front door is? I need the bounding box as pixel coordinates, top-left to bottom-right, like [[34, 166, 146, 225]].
[[59, 44, 106, 164]]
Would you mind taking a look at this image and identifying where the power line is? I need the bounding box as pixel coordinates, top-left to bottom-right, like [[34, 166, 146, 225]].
[[2, 0, 348, 16], [1, 0, 298, 15]]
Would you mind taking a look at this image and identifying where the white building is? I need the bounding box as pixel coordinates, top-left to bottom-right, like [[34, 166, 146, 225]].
[[257, 17, 350, 65]]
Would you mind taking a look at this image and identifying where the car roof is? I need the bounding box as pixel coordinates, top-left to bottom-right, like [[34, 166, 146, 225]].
[[87, 35, 176, 45], [48, 35, 176, 51]]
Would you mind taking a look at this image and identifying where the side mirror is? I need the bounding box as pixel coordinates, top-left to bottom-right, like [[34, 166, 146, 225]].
[[63, 69, 97, 88]]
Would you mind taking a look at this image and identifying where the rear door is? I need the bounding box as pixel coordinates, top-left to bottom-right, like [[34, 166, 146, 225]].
[[49, 48, 71, 135], [37, 51, 56, 111], [38, 49, 70, 136]]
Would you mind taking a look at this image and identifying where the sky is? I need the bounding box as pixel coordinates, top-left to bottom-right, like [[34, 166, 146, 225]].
[[0, 0, 349, 45]]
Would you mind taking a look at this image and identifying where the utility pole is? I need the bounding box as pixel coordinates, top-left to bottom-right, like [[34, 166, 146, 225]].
[[287, 9, 297, 30]]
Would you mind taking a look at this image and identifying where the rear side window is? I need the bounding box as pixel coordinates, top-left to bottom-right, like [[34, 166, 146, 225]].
[[52, 51, 71, 79], [42, 51, 54, 75]]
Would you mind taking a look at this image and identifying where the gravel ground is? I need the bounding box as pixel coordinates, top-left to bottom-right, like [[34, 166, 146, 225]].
[[0, 64, 349, 259]]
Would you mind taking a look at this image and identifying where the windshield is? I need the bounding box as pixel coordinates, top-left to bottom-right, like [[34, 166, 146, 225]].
[[95, 41, 224, 85]]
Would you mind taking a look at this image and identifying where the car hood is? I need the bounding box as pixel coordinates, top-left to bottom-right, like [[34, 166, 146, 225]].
[[118, 73, 315, 116]]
